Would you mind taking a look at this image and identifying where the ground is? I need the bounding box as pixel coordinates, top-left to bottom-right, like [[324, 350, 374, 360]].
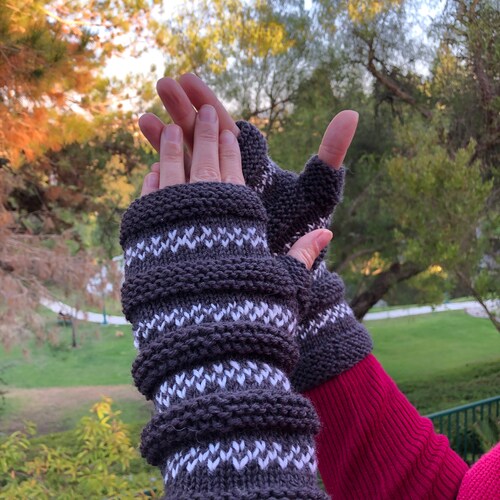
[[1, 385, 150, 434], [0, 309, 498, 435]]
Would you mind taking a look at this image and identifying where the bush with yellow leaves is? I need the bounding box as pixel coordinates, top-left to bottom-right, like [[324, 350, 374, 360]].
[[0, 397, 162, 498]]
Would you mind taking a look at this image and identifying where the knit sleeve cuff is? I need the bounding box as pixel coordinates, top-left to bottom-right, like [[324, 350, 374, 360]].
[[306, 355, 468, 498]]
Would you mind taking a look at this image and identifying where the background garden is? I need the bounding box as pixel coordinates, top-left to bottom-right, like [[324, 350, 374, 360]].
[[0, 0, 499, 497]]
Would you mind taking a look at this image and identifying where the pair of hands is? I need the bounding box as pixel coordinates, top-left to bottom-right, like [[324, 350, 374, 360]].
[[138, 74, 359, 271]]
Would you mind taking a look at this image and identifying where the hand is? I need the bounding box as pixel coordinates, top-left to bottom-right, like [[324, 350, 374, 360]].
[[140, 102, 332, 270], [139, 73, 358, 175]]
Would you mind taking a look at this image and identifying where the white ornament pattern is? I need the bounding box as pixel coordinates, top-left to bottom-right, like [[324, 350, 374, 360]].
[[125, 226, 267, 266], [133, 300, 296, 348], [282, 216, 331, 252], [297, 301, 354, 340], [155, 360, 291, 409], [164, 440, 317, 483], [252, 160, 276, 194]]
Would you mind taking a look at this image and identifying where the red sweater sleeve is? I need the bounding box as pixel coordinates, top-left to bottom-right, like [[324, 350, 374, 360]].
[[458, 442, 500, 499], [305, 354, 468, 499]]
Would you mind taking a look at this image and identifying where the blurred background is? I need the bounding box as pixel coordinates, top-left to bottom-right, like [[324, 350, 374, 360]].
[[0, 0, 498, 496]]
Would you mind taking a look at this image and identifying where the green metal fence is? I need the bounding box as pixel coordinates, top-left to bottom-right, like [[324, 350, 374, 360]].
[[427, 396, 500, 463]]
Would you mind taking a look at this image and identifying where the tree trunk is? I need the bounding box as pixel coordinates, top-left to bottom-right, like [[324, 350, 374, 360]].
[[455, 270, 500, 333], [71, 318, 78, 348], [350, 261, 424, 320]]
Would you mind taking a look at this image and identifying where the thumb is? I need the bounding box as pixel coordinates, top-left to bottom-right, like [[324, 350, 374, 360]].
[[318, 110, 359, 169], [287, 229, 333, 270]]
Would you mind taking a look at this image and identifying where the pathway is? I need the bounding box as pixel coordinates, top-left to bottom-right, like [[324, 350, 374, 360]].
[[40, 297, 498, 325]]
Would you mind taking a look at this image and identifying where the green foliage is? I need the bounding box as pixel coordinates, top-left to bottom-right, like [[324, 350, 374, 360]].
[[0, 398, 162, 498], [386, 116, 492, 267], [159, 0, 312, 127], [396, 360, 500, 416], [384, 115, 498, 318], [451, 416, 500, 458]]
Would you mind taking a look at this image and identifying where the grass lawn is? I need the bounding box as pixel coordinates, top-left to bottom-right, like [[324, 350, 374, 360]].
[[367, 311, 500, 414], [0, 317, 134, 388], [368, 310, 499, 383], [370, 296, 475, 312], [0, 309, 498, 432]]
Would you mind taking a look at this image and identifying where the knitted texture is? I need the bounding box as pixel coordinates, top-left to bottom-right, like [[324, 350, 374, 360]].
[[457, 442, 500, 500], [120, 182, 327, 499], [306, 354, 469, 499], [237, 121, 372, 392]]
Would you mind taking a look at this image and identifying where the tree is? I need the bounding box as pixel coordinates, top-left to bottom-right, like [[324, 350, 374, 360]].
[[0, 0, 158, 347], [0, 0, 160, 165], [157, 0, 313, 132], [385, 116, 497, 330], [266, 10, 498, 323]]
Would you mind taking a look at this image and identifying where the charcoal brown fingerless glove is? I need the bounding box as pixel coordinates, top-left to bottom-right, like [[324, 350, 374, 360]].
[[120, 183, 328, 499], [237, 122, 373, 393]]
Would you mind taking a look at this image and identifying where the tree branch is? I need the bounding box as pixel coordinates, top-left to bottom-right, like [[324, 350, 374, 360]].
[[350, 261, 424, 319], [455, 270, 500, 333], [355, 32, 432, 120]]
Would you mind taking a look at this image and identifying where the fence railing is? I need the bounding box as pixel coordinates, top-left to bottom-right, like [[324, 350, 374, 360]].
[[427, 396, 500, 463]]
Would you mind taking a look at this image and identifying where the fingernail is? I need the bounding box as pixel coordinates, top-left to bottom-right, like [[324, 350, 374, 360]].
[[199, 105, 217, 123], [146, 172, 158, 188], [220, 130, 235, 144], [163, 124, 181, 143], [316, 230, 333, 251]]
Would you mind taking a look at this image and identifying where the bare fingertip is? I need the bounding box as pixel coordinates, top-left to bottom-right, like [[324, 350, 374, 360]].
[[162, 123, 182, 143], [318, 229, 333, 247], [220, 129, 236, 145], [146, 171, 159, 188]]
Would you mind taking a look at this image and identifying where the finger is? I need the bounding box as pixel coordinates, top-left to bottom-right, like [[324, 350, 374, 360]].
[[190, 105, 221, 183], [151, 162, 160, 173], [138, 113, 165, 153], [179, 73, 240, 137], [141, 171, 159, 197], [160, 124, 185, 188], [139, 93, 194, 180], [318, 110, 359, 169], [287, 229, 333, 270], [219, 130, 245, 185], [156, 77, 197, 151]]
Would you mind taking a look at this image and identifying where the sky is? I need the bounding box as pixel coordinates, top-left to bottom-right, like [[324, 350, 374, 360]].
[[103, 0, 182, 81], [103, 0, 445, 82], [104, 0, 311, 81]]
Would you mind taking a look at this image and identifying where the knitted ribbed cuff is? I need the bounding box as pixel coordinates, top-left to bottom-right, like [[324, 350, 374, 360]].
[[291, 265, 373, 393], [306, 355, 468, 499], [120, 182, 326, 499]]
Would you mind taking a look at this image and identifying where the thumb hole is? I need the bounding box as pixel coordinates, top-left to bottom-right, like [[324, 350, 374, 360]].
[[287, 229, 333, 270]]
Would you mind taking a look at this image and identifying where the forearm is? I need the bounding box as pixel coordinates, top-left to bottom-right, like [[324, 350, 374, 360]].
[[306, 354, 468, 499], [121, 183, 326, 499]]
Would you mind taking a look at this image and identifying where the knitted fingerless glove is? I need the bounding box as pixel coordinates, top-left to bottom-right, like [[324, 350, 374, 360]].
[[120, 183, 328, 499], [237, 122, 373, 392]]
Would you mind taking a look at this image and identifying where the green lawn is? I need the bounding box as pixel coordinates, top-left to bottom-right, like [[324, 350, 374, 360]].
[[367, 311, 500, 414], [0, 319, 134, 388], [0, 310, 498, 414], [368, 311, 500, 383]]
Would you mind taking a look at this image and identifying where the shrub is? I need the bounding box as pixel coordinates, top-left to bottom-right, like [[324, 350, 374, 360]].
[[0, 398, 162, 498]]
